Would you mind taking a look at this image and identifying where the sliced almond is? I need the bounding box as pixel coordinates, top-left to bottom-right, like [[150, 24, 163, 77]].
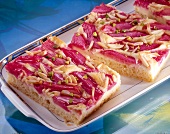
[[54, 65, 82, 75], [82, 89, 91, 99], [86, 12, 98, 23], [25, 50, 34, 56], [85, 61, 95, 69], [149, 3, 169, 12], [42, 88, 51, 94], [77, 26, 87, 38], [103, 76, 109, 92], [24, 63, 35, 72], [88, 72, 106, 87], [146, 23, 151, 34], [49, 36, 66, 48], [42, 57, 55, 67], [154, 41, 170, 50], [38, 72, 52, 82], [97, 42, 108, 49], [78, 65, 86, 70], [87, 40, 94, 50], [139, 53, 149, 68], [163, 15, 170, 20], [91, 87, 95, 100], [23, 76, 44, 84], [123, 41, 143, 46], [116, 13, 127, 19], [107, 43, 124, 49], [67, 103, 86, 113], [69, 75, 77, 84], [97, 63, 117, 76], [99, 32, 116, 44], [132, 30, 164, 44], [40, 63, 47, 74], [25, 50, 42, 56], [39, 50, 47, 56], [130, 25, 143, 31], [129, 13, 141, 19]]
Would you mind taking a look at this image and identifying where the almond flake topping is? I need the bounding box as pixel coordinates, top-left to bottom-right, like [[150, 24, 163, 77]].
[[42, 88, 51, 95], [99, 32, 117, 44], [123, 41, 143, 46], [18, 71, 26, 80], [107, 43, 124, 49], [146, 23, 151, 34], [25, 50, 41, 56], [42, 57, 55, 67], [38, 72, 52, 82], [24, 63, 35, 72], [103, 76, 109, 92], [53, 65, 82, 74], [141, 18, 156, 25], [49, 91, 60, 97], [39, 63, 47, 74], [23, 76, 44, 84], [97, 63, 117, 77], [129, 13, 141, 19], [86, 12, 98, 23], [149, 3, 169, 12], [97, 42, 108, 49], [69, 75, 78, 84], [82, 90, 91, 99], [130, 25, 143, 31], [153, 41, 170, 51], [78, 65, 86, 70], [116, 13, 127, 20], [139, 52, 159, 68], [39, 50, 47, 56], [139, 53, 149, 68], [163, 16, 170, 20], [42, 88, 60, 97], [85, 61, 95, 69], [132, 30, 164, 44], [77, 26, 87, 38], [49, 36, 66, 48], [56, 49, 66, 59], [26, 50, 47, 56], [87, 41, 94, 50], [67, 103, 86, 113], [91, 87, 95, 100], [88, 72, 106, 87]]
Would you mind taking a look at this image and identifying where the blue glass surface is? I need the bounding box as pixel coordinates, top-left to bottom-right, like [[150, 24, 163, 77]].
[[0, 0, 170, 134]]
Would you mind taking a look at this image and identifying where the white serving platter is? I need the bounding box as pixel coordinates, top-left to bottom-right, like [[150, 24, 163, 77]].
[[0, 0, 170, 132]]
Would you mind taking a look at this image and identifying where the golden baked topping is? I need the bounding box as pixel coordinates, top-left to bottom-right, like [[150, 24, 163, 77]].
[[49, 36, 66, 48], [23, 63, 36, 72]]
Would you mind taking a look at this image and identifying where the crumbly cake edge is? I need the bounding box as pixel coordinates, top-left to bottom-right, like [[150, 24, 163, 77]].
[[72, 46, 170, 82]]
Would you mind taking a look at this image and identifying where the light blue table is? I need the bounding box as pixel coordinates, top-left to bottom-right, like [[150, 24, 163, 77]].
[[0, 0, 170, 133]]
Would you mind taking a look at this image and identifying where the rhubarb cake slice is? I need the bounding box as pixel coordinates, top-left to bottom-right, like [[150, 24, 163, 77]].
[[134, 0, 170, 25], [5, 36, 120, 125], [69, 3, 170, 82]]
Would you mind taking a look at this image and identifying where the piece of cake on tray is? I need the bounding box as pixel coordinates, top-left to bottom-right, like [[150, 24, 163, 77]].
[[134, 0, 170, 25], [69, 3, 170, 82], [5, 36, 121, 125]]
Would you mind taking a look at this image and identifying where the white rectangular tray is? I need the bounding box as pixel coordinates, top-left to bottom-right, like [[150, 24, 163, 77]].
[[0, 0, 170, 132]]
